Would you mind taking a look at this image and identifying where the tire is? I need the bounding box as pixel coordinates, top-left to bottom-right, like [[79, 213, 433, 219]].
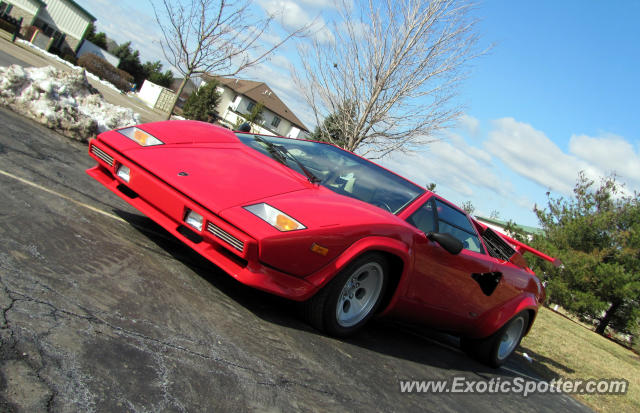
[[461, 311, 530, 368], [303, 252, 388, 337]]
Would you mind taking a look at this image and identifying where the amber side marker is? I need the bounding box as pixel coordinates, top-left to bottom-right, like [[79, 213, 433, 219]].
[[311, 243, 329, 256]]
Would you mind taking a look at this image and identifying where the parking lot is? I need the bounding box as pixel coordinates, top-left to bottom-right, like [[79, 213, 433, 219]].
[[0, 105, 595, 412]]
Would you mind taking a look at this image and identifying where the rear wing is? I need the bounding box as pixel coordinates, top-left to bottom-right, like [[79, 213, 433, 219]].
[[473, 220, 561, 268], [500, 232, 562, 267]]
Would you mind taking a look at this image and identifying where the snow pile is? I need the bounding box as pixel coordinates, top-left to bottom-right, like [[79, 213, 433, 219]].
[[0, 65, 140, 141]]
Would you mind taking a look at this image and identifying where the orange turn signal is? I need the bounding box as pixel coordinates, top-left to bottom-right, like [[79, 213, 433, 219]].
[[311, 243, 329, 256], [276, 214, 301, 231]]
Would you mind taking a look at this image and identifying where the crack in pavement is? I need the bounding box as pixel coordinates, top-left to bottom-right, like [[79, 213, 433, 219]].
[[0, 277, 55, 412], [0, 277, 362, 409]]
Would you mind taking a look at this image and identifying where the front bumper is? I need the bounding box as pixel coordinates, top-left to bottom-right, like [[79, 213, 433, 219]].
[[87, 139, 317, 300]]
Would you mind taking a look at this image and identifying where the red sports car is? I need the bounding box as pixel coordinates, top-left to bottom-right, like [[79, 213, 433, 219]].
[[87, 120, 558, 367]]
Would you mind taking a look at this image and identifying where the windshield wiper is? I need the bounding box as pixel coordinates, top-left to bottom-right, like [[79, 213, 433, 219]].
[[254, 136, 320, 184], [254, 136, 287, 164], [276, 144, 321, 184]]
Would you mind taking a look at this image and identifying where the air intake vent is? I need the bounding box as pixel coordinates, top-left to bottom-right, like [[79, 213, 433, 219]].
[[482, 227, 516, 261], [91, 145, 114, 166], [207, 222, 244, 252]]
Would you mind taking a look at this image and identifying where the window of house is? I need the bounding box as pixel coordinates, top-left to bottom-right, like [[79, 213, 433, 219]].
[[247, 101, 255, 112], [271, 116, 281, 128]]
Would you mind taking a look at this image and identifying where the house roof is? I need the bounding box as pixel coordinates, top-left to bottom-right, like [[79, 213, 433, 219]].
[[202, 75, 308, 132], [17, 0, 96, 21], [61, 0, 97, 21]]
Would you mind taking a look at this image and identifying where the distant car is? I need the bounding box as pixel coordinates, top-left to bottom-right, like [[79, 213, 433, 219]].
[[87, 121, 558, 367]]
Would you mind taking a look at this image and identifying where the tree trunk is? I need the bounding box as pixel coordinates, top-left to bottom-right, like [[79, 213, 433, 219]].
[[595, 301, 621, 335], [166, 73, 192, 120]]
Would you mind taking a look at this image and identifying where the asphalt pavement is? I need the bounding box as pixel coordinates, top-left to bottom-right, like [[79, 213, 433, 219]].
[[0, 107, 594, 412], [0, 48, 27, 67]]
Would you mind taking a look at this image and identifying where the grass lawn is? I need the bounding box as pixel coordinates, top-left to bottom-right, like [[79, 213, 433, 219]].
[[517, 307, 639, 412]]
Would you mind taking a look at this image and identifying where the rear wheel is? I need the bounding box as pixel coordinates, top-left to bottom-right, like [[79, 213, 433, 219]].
[[303, 253, 388, 337], [461, 311, 529, 367]]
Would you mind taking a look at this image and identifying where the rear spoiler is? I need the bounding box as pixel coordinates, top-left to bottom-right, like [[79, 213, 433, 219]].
[[498, 233, 562, 268], [472, 218, 562, 267]]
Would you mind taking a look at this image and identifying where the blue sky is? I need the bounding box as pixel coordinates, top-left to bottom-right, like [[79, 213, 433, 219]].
[[83, 0, 639, 227]]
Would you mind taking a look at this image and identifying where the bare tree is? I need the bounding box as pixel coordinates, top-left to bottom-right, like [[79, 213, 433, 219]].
[[153, 0, 310, 119], [461, 200, 475, 215], [293, 0, 483, 158]]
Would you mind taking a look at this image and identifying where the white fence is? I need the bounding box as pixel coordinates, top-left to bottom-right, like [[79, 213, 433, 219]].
[[138, 80, 175, 113]]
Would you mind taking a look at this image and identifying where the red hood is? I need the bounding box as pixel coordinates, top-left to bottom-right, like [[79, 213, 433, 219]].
[[122, 144, 310, 214], [96, 121, 311, 213]]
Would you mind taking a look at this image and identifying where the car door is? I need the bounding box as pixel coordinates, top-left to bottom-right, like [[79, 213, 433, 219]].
[[405, 197, 497, 331]]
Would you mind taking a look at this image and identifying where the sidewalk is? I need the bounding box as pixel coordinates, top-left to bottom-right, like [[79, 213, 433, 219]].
[[0, 36, 167, 124]]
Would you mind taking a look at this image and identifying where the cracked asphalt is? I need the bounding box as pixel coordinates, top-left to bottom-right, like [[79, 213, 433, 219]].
[[0, 106, 594, 412]]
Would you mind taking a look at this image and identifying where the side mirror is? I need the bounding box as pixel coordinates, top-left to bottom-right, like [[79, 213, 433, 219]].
[[426, 232, 463, 255]]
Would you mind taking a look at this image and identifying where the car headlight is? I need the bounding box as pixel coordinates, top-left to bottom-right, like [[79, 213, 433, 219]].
[[244, 203, 305, 231], [118, 126, 164, 146], [184, 209, 203, 231]]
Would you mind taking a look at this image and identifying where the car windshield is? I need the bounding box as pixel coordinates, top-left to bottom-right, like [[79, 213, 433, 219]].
[[236, 133, 425, 214]]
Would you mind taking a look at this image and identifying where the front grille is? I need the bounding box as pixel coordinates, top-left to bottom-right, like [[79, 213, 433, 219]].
[[91, 145, 114, 166], [207, 222, 244, 252]]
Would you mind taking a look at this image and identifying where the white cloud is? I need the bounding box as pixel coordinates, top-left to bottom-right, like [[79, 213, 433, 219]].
[[257, 0, 317, 30], [257, 0, 334, 43], [458, 114, 480, 138], [382, 138, 512, 200], [485, 118, 591, 194], [295, 0, 342, 8], [485, 118, 640, 196], [265, 53, 293, 71], [569, 134, 640, 188]]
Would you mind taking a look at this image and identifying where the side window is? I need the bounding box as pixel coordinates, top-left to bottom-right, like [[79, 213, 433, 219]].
[[434, 200, 483, 253], [406, 199, 436, 234]]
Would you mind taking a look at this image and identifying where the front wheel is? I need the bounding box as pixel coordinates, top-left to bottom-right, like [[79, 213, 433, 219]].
[[461, 311, 530, 367], [303, 253, 388, 337]]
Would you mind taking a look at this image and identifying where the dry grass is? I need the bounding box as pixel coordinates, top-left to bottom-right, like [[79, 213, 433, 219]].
[[517, 307, 640, 412]]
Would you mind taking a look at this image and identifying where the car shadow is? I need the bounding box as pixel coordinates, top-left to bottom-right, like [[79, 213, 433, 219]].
[[515, 346, 576, 378], [113, 209, 574, 379]]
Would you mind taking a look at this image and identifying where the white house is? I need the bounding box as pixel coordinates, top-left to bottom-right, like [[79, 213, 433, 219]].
[[2, 0, 95, 53], [202, 75, 309, 138]]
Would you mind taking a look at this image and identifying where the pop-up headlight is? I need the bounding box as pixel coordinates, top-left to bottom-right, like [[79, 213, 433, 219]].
[[244, 203, 305, 231], [118, 127, 164, 146]]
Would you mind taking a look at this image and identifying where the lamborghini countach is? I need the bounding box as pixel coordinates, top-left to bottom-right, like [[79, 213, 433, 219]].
[[87, 120, 558, 367]]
